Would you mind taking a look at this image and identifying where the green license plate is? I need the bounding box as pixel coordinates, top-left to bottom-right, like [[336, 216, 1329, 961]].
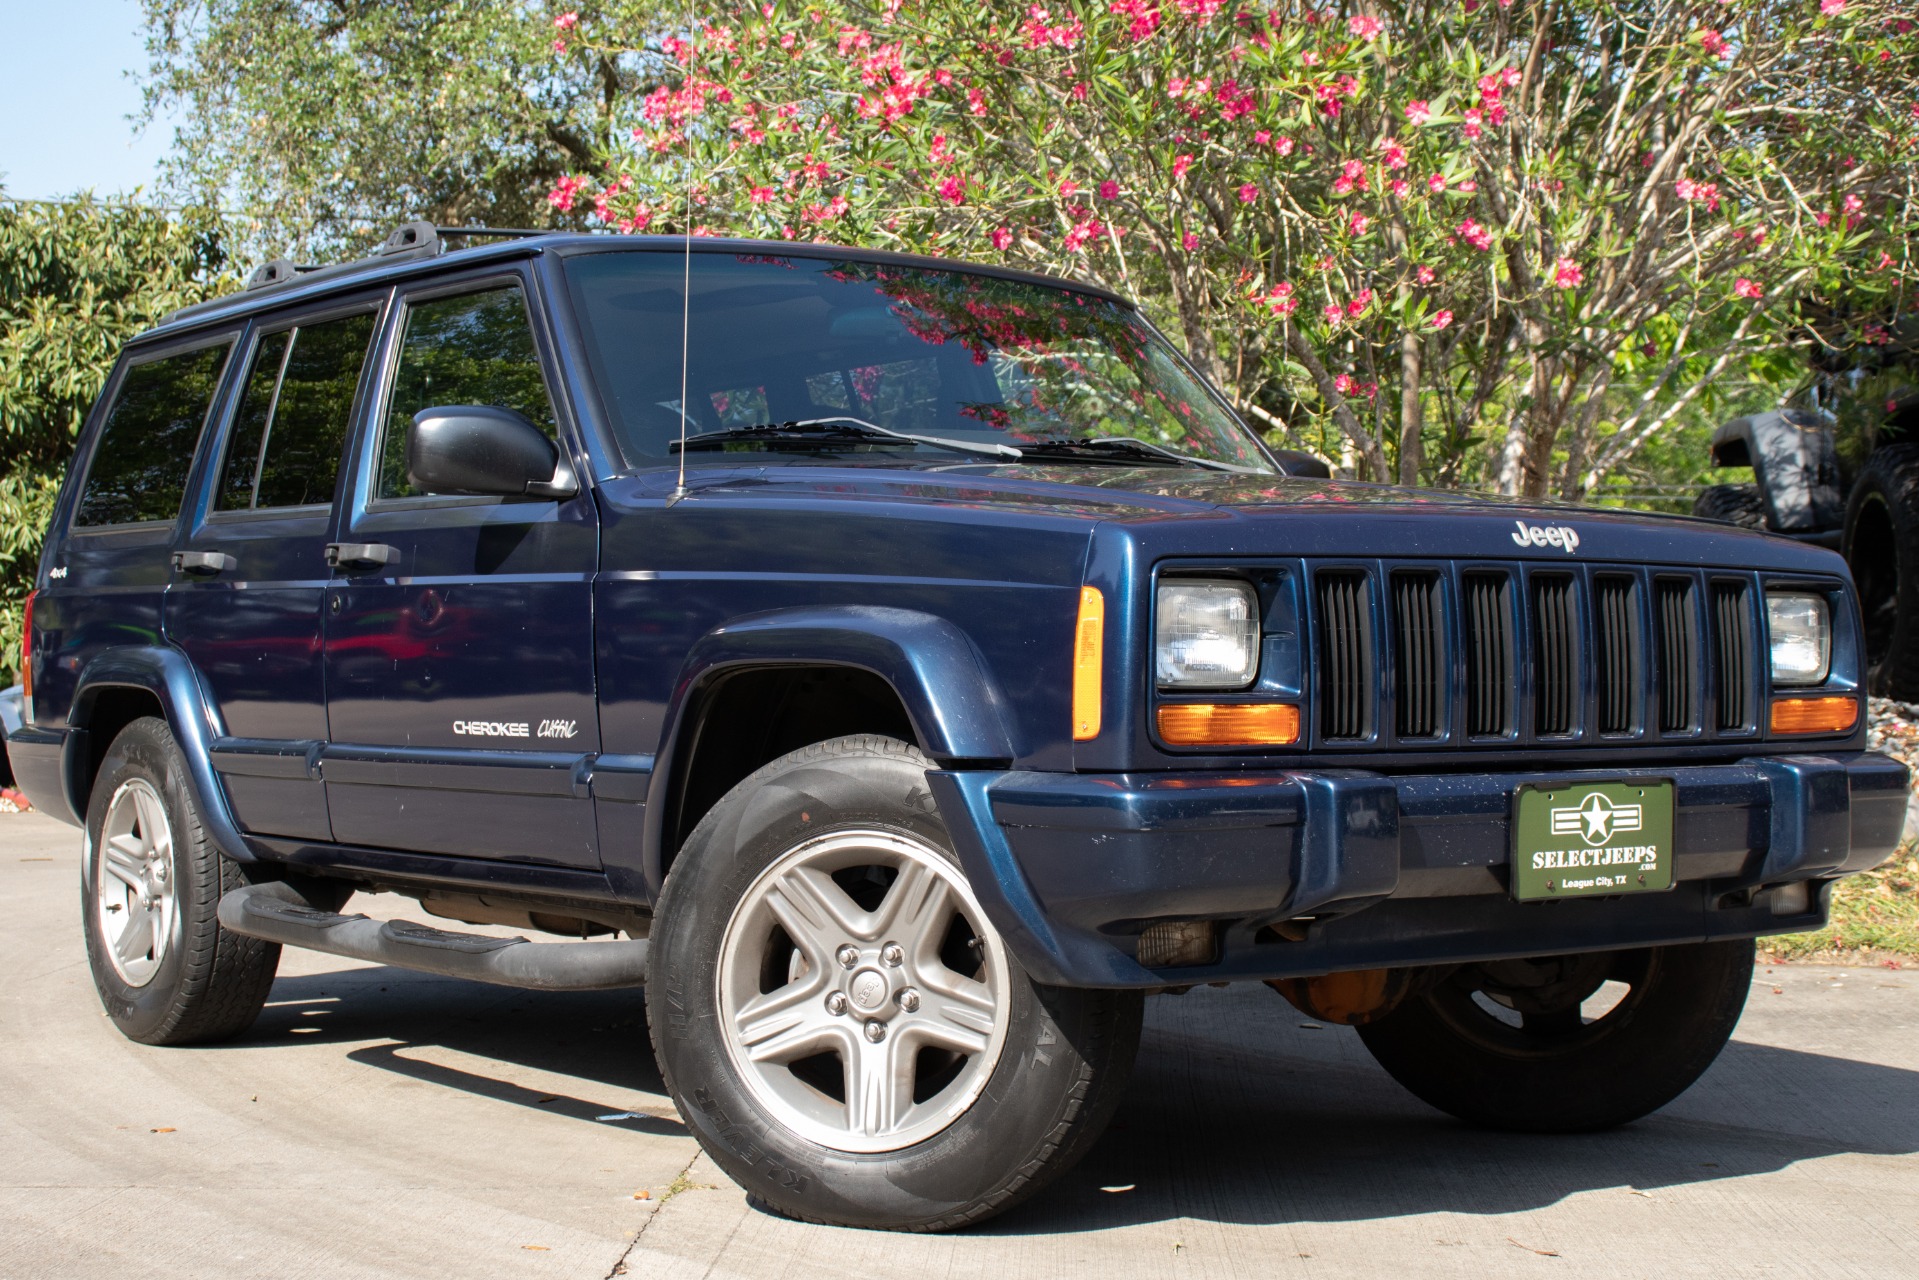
[[1511, 779, 1675, 901]]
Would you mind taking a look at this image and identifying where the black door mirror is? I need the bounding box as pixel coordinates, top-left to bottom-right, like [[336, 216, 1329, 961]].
[[406, 405, 578, 498]]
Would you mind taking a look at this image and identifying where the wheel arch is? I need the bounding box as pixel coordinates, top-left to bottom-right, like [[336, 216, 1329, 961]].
[[65, 646, 256, 863], [641, 606, 1018, 894]]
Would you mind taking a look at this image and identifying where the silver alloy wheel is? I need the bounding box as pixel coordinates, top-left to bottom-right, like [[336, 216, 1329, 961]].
[[93, 778, 179, 987], [716, 829, 1012, 1153]]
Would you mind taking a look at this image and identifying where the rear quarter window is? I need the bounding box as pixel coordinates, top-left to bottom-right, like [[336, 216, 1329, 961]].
[[74, 340, 233, 527]]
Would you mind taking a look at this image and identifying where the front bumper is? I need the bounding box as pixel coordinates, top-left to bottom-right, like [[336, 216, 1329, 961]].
[[928, 752, 1909, 988]]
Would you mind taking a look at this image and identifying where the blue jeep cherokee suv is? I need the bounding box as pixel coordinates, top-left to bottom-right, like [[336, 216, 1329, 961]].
[[8, 225, 1908, 1231]]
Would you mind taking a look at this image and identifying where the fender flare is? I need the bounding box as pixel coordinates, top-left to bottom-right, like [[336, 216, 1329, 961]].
[[1708, 409, 1842, 533], [66, 646, 256, 863], [640, 605, 1017, 893]]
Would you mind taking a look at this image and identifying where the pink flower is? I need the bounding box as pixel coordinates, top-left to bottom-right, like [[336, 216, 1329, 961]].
[[1265, 282, 1298, 315], [1274, 135, 1296, 156], [749, 185, 775, 204], [1553, 256, 1583, 288], [1820, 0, 1845, 13], [1734, 278, 1764, 299], [1173, 153, 1194, 179], [1334, 372, 1360, 395], [1700, 29, 1729, 57], [1462, 108, 1484, 140], [938, 175, 966, 204], [1416, 265, 1436, 284], [1348, 212, 1370, 235], [1877, 250, 1895, 270], [1099, 179, 1120, 200], [547, 174, 586, 211], [554, 11, 578, 29], [1109, 0, 1162, 40], [1323, 303, 1344, 325], [1060, 179, 1079, 197], [1390, 179, 1410, 198], [991, 226, 1014, 250], [1347, 289, 1373, 316], [1238, 183, 1260, 203], [1430, 309, 1454, 329], [1843, 193, 1864, 215], [1456, 178, 1477, 192], [1348, 14, 1383, 39], [1182, 231, 1199, 250], [1405, 100, 1432, 125], [1817, 212, 1832, 227], [1457, 219, 1493, 250], [1379, 138, 1408, 170], [968, 88, 987, 115], [1428, 173, 1447, 194]]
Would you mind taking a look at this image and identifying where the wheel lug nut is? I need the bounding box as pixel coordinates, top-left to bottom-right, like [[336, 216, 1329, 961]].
[[880, 943, 904, 967], [896, 988, 920, 1013], [864, 1019, 886, 1043], [825, 992, 849, 1015], [836, 945, 860, 969]]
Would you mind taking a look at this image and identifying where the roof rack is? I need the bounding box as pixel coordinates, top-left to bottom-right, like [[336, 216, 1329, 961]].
[[378, 222, 559, 258]]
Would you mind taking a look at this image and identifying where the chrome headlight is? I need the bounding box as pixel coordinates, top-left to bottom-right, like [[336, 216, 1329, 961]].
[[1156, 580, 1259, 688], [1766, 592, 1830, 685]]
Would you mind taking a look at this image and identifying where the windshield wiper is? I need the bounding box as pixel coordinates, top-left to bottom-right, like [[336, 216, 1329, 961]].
[[672, 416, 1021, 460], [1016, 436, 1240, 471]]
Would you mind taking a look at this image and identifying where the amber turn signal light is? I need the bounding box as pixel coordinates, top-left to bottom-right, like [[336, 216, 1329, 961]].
[[1072, 586, 1105, 741], [1769, 695, 1858, 735], [1157, 702, 1301, 747]]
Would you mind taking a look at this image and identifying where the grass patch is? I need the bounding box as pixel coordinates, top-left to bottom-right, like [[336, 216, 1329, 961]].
[[1763, 843, 1919, 962]]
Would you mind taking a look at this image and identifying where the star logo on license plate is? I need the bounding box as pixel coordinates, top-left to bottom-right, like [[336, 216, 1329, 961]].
[[1550, 791, 1644, 846]]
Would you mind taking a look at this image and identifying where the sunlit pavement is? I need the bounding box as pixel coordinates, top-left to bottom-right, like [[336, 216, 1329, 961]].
[[3, 808, 1914, 1279]]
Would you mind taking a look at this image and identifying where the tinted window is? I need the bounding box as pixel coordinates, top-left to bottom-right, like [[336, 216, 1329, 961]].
[[217, 330, 290, 509], [75, 341, 232, 527], [379, 285, 555, 498], [217, 313, 374, 510]]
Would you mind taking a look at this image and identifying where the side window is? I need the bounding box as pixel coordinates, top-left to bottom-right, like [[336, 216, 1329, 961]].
[[75, 341, 232, 527], [378, 285, 557, 499], [216, 312, 375, 511]]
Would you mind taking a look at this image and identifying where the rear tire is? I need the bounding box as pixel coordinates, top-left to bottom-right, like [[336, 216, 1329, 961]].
[[1355, 941, 1753, 1132], [1844, 443, 1919, 698], [1692, 483, 1768, 529], [82, 717, 280, 1045], [646, 734, 1142, 1231]]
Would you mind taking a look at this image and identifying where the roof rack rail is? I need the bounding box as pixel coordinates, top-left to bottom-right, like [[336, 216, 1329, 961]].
[[244, 258, 315, 290], [376, 223, 559, 260]]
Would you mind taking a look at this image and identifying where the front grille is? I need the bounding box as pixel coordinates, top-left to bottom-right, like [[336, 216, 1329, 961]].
[[1301, 561, 1762, 749], [1315, 571, 1374, 740], [1392, 572, 1442, 738], [1655, 578, 1698, 733], [1532, 575, 1578, 735], [1713, 580, 1755, 731]]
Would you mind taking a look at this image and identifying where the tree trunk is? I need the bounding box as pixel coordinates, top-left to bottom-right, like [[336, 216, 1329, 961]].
[[1397, 329, 1424, 487], [1284, 325, 1392, 482]]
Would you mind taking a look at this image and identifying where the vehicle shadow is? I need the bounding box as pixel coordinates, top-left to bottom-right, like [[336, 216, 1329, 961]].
[[232, 966, 1916, 1234]]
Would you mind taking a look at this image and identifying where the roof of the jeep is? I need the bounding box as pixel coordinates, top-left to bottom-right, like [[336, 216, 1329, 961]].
[[150, 227, 1135, 342]]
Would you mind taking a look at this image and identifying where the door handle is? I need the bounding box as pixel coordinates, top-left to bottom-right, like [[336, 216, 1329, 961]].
[[324, 542, 397, 571], [171, 550, 235, 576]]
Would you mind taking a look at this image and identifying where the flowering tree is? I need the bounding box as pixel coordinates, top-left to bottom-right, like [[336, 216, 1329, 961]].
[[559, 0, 1918, 495]]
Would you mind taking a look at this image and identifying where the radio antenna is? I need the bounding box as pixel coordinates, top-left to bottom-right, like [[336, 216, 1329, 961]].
[[672, 3, 695, 501]]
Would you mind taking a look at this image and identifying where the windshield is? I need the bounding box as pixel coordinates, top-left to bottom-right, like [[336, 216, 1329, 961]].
[[561, 249, 1272, 471]]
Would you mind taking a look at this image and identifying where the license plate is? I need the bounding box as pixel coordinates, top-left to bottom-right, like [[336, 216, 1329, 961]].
[[1511, 779, 1675, 901]]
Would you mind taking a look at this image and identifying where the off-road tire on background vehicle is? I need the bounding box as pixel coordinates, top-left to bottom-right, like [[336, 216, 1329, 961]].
[[1691, 483, 1769, 529], [646, 734, 1143, 1232], [82, 717, 281, 1045], [1845, 443, 1919, 699], [1354, 940, 1753, 1132]]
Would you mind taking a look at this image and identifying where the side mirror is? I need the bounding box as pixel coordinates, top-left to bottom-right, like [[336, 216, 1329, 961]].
[[406, 405, 578, 499]]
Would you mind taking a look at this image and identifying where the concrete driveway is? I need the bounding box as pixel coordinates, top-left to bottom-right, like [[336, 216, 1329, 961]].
[[3, 808, 1915, 1279]]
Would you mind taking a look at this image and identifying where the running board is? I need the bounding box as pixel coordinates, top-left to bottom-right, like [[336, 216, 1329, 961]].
[[217, 881, 649, 990]]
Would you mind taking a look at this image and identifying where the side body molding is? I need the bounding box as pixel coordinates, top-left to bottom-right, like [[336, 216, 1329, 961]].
[[640, 605, 1017, 894], [66, 645, 257, 863]]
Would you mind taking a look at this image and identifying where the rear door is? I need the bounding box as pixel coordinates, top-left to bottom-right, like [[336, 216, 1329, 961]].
[[166, 299, 382, 840], [321, 269, 602, 869]]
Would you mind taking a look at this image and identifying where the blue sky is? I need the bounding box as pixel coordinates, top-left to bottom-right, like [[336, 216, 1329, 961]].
[[0, 0, 180, 201]]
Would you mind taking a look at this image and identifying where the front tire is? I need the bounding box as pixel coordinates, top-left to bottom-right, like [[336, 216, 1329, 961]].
[[82, 717, 281, 1045], [646, 735, 1142, 1231], [1355, 941, 1753, 1132]]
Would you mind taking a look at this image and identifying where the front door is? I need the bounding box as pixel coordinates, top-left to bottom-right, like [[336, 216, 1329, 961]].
[[322, 272, 602, 869], [167, 302, 380, 841]]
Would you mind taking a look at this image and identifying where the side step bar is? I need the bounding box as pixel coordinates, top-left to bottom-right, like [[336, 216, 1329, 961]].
[[218, 882, 649, 991]]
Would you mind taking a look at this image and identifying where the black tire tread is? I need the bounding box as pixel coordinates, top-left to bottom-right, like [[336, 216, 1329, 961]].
[[1845, 443, 1919, 698], [1692, 483, 1769, 529]]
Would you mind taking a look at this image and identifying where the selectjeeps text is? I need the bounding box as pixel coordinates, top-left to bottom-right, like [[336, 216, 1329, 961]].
[[7, 224, 1907, 1230]]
